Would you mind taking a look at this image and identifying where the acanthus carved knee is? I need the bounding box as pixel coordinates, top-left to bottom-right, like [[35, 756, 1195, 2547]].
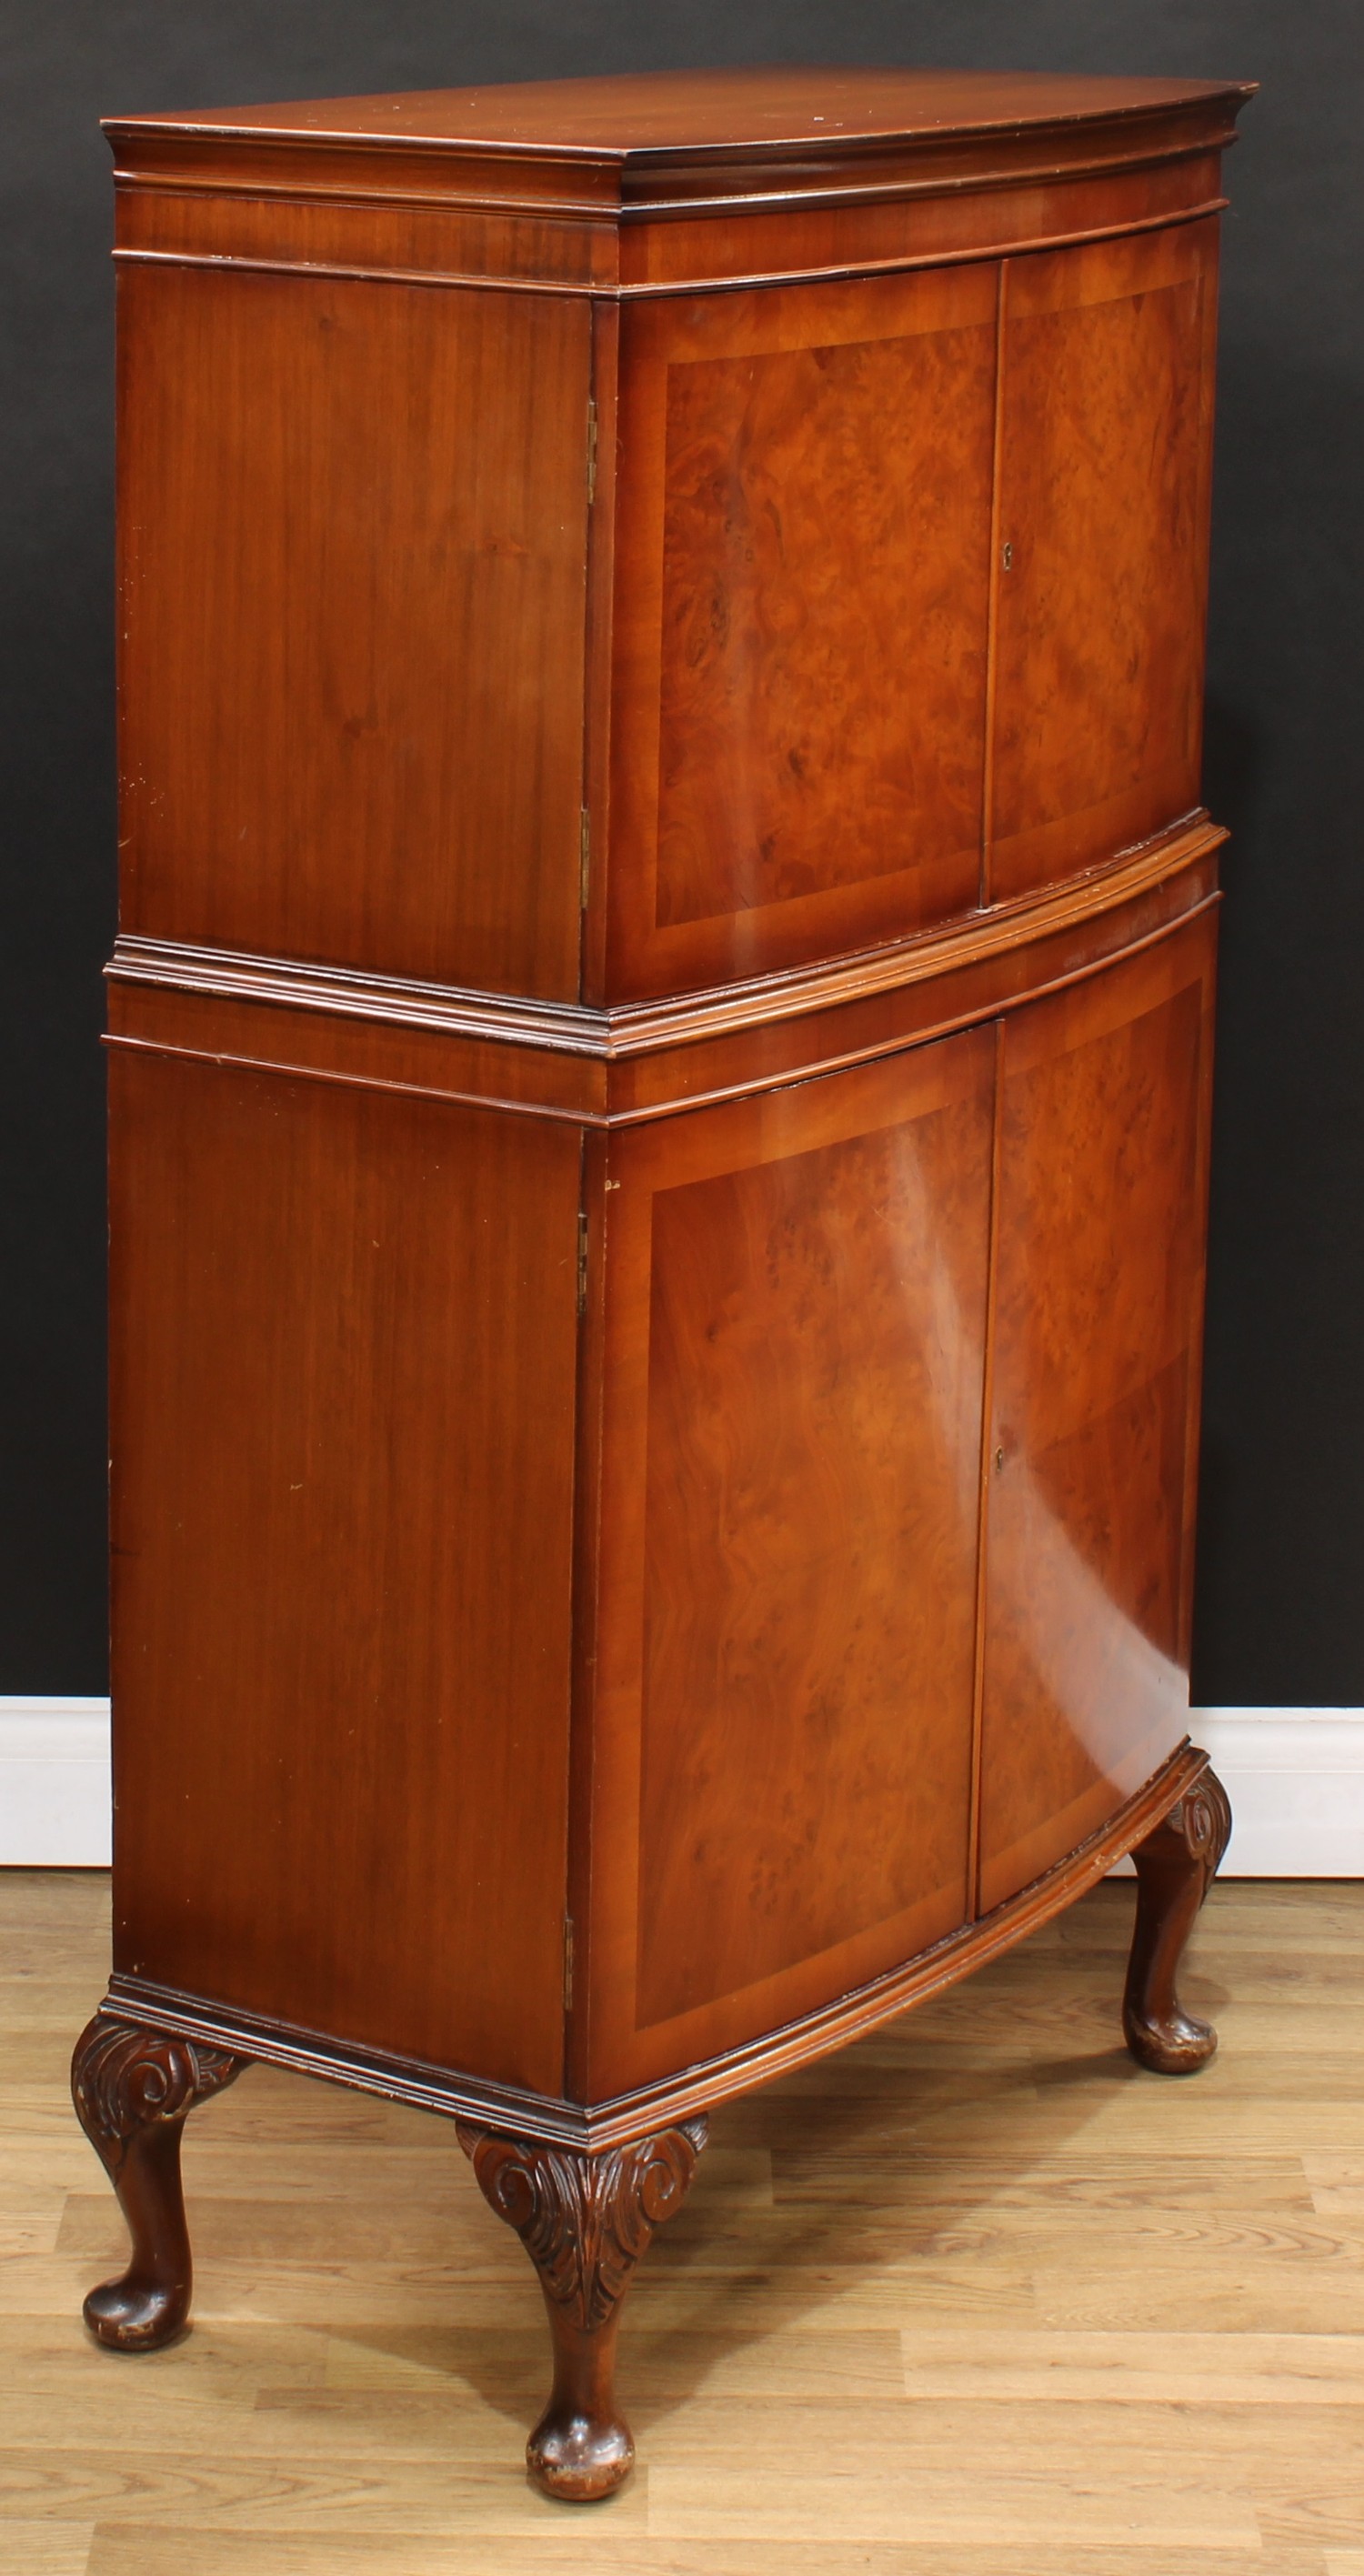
[[71, 2012, 246, 2350], [457, 2116, 708, 2500]]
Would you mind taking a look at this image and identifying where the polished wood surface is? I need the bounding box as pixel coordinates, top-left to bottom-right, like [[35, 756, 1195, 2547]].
[[103, 821, 1220, 1130], [95, 1747, 1206, 2161], [111, 144, 1233, 303], [988, 222, 1219, 900], [655, 274, 991, 928], [617, 151, 1230, 296], [104, 68, 1252, 301], [606, 239, 1224, 996], [609, 266, 996, 993], [86, 65, 1250, 2501], [69, 2020, 245, 2350], [105, 69, 1250, 1012], [105, 65, 1254, 152], [456, 2118, 708, 2501], [1124, 1769, 1232, 2075], [117, 265, 590, 996], [17, 1869, 1364, 2570], [978, 916, 1216, 1913], [587, 1032, 994, 2091], [108, 1050, 579, 2091]]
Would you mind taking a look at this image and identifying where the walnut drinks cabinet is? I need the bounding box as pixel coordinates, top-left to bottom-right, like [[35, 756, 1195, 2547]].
[[75, 67, 1252, 2501]]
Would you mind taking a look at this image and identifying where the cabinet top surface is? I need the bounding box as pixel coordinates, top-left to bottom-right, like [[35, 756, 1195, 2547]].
[[105, 64, 1254, 163]]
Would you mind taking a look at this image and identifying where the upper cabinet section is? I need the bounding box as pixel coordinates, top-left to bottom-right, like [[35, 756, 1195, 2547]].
[[106, 69, 1251, 1003]]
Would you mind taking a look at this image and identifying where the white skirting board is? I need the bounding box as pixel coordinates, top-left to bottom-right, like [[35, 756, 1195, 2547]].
[[0, 1699, 113, 1867], [0, 1699, 1361, 1874], [1185, 1708, 1364, 1877]]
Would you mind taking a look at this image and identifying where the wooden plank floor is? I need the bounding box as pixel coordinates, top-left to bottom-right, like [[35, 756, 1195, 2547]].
[[1, 1869, 1361, 2573]]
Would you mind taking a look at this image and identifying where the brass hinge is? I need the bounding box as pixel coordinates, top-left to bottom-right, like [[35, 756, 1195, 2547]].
[[579, 806, 590, 910], [563, 1915, 576, 2012], [577, 1209, 588, 1318], [587, 397, 597, 505]]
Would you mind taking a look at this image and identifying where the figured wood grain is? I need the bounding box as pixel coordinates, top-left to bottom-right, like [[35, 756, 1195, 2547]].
[[609, 266, 997, 996], [117, 263, 590, 997], [107, 1051, 580, 2091], [587, 1032, 996, 2090], [656, 272, 995, 928], [978, 914, 1217, 1911], [581, 296, 621, 1005], [988, 221, 1219, 899], [637, 1052, 992, 2015], [7, 1870, 1361, 2571]]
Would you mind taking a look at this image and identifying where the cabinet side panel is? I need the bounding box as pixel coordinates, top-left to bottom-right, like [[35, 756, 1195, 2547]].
[[978, 913, 1216, 1909], [607, 266, 997, 997], [988, 221, 1219, 900], [109, 1053, 579, 2092], [587, 1032, 994, 2092], [117, 266, 590, 997]]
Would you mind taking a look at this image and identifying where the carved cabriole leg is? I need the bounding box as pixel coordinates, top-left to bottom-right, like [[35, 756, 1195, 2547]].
[[1123, 1762, 1232, 2074], [70, 2013, 246, 2350], [456, 2115, 708, 2501]]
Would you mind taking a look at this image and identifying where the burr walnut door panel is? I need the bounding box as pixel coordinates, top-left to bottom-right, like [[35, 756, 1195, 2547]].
[[988, 221, 1219, 902], [585, 1030, 996, 2095], [108, 1051, 581, 2093], [607, 263, 999, 999], [977, 911, 1217, 1912], [116, 266, 591, 997]]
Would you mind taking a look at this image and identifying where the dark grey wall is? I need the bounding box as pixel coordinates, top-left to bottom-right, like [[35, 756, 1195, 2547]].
[[2, 5, 1359, 1699]]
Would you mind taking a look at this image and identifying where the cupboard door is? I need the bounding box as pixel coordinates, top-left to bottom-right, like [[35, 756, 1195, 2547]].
[[988, 222, 1219, 903], [585, 1031, 995, 2095], [978, 912, 1217, 1911], [607, 264, 998, 999]]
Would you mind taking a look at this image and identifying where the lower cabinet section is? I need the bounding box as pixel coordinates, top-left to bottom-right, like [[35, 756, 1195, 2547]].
[[586, 909, 1217, 2092], [104, 914, 1217, 2111]]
